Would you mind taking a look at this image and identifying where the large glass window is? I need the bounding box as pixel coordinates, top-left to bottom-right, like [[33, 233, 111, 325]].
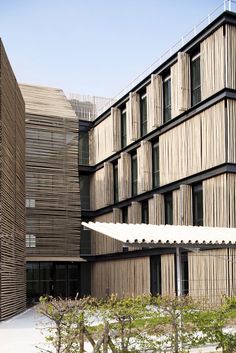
[[121, 108, 127, 148], [122, 206, 128, 223], [79, 174, 90, 209], [191, 52, 201, 106], [192, 183, 203, 226], [141, 200, 149, 224], [163, 76, 171, 122], [152, 141, 159, 188], [140, 92, 147, 136], [131, 153, 138, 196], [78, 131, 89, 165], [114, 163, 119, 203], [165, 192, 173, 225]]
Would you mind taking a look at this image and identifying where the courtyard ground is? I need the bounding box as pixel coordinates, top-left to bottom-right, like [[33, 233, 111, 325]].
[[0, 307, 223, 353]]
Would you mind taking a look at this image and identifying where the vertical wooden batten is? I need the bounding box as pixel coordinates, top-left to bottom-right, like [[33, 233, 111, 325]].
[[137, 140, 152, 194], [148, 194, 165, 225], [111, 107, 121, 152], [147, 74, 163, 131], [0, 41, 26, 320], [118, 152, 131, 201], [127, 92, 140, 143], [201, 26, 224, 100], [128, 202, 141, 224], [104, 162, 114, 206]]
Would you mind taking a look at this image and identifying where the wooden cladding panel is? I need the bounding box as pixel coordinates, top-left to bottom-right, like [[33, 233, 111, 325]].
[[0, 42, 26, 320], [188, 249, 229, 305], [111, 107, 121, 152], [91, 257, 150, 297], [91, 213, 123, 255], [173, 185, 192, 225], [201, 26, 224, 100], [226, 25, 236, 89], [128, 202, 142, 224], [89, 114, 114, 164], [147, 74, 163, 131], [90, 167, 105, 210], [203, 173, 236, 228], [159, 101, 225, 185], [127, 92, 140, 143], [161, 254, 175, 296], [171, 52, 190, 119], [104, 162, 114, 206], [227, 100, 236, 163], [148, 194, 165, 225], [118, 152, 131, 201], [137, 140, 152, 194], [113, 208, 122, 223], [21, 85, 81, 259]]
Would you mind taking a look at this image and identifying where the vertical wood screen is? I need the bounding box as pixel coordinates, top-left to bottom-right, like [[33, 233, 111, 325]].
[[171, 52, 190, 119], [227, 99, 236, 163], [161, 254, 176, 296], [111, 107, 121, 152], [137, 140, 152, 194], [128, 202, 141, 224], [203, 173, 236, 228], [201, 26, 224, 100], [118, 152, 131, 201], [91, 257, 150, 297], [160, 101, 225, 185], [147, 74, 163, 131], [188, 249, 228, 305], [148, 194, 165, 225], [173, 185, 192, 225], [90, 213, 123, 255], [127, 92, 140, 143], [104, 162, 114, 206], [90, 168, 105, 210], [113, 208, 122, 223], [20, 84, 81, 259], [226, 25, 236, 89], [0, 44, 26, 320], [89, 114, 114, 164]]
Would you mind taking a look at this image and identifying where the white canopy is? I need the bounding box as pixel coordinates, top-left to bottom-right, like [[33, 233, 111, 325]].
[[82, 222, 236, 246]]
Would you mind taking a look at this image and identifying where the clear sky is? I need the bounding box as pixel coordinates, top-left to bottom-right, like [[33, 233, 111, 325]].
[[0, 0, 229, 98]]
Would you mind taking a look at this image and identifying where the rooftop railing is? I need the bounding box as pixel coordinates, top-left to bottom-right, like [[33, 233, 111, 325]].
[[70, 0, 236, 121]]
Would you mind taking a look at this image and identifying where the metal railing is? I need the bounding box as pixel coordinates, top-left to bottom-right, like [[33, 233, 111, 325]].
[[68, 0, 236, 121]]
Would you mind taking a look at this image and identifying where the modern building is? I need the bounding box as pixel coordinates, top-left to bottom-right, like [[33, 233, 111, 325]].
[[0, 41, 25, 320], [79, 9, 236, 305], [2, 5, 236, 320]]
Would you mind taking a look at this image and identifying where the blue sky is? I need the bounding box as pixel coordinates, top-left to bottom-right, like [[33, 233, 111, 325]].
[[0, 0, 228, 97]]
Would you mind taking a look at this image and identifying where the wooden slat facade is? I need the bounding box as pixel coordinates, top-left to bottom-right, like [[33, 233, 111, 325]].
[[20, 84, 81, 258], [91, 257, 150, 297], [0, 41, 26, 320]]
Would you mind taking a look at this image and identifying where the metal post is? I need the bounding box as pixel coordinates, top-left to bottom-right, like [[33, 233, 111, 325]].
[[176, 247, 182, 296]]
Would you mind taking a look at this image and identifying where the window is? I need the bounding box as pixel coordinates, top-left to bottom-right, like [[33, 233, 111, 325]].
[[152, 141, 159, 188], [192, 183, 203, 226], [121, 108, 127, 148], [140, 91, 147, 136], [26, 234, 36, 248], [80, 174, 90, 209], [163, 75, 171, 122], [26, 199, 35, 208], [131, 153, 138, 196], [141, 200, 149, 224], [122, 206, 128, 223], [114, 163, 119, 203], [79, 131, 89, 165], [191, 51, 201, 106], [165, 192, 173, 225]]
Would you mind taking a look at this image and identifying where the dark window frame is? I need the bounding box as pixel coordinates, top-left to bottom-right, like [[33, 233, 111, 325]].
[[113, 162, 119, 203], [152, 141, 160, 188], [131, 153, 138, 197], [121, 107, 127, 148], [164, 192, 173, 225], [192, 183, 203, 226], [140, 91, 147, 137], [191, 51, 201, 106], [141, 200, 149, 224], [163, 75, 171, 123], [122, 206, 128, 223]]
